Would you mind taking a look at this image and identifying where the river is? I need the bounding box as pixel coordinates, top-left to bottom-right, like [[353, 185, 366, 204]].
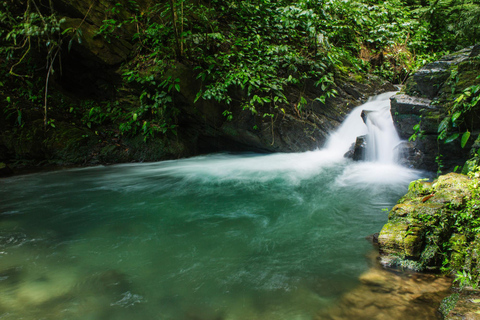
[[0, 93, 449, 319]]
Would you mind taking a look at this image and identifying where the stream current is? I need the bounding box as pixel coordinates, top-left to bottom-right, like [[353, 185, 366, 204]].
[[0, 93, 442, 319]]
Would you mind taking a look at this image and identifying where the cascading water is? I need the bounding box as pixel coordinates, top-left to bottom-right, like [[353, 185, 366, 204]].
[[325, 91, 401, 163], [0, 92, 430, 320]]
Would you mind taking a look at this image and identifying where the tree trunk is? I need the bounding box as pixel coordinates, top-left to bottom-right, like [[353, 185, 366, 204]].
[[169, 0, 182, 61]]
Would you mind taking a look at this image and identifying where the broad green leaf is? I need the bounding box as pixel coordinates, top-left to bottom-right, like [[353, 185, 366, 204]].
[[413, 124, 420, 131], [445, 133, 460, 143], [455, 94, 465, 104], [438, 117, 450, 133], [194, 91, 202, 103], [461, 131, 471, 148], [451, 111, 462, 123]]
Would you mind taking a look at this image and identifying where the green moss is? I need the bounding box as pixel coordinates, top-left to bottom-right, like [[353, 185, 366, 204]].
[[404, 76, 420, 96], [439, 293, 460, 318], [379, 172, 480, 279], [404, 227, 424, 257]]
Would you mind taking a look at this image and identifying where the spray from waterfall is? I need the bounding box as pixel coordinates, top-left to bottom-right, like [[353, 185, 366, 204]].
[[102, 91, 415, 187]]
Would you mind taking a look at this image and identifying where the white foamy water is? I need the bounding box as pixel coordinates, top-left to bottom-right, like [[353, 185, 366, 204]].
[[103, 91, 414, 186], [325, 91, 400, 161]]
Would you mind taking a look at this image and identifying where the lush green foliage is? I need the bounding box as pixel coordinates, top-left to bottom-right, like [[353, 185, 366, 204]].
[[445, 170, 480, 288], [404, 172, 480, 289], [0, 0, 478, 146], [437, 72, 480, 147]]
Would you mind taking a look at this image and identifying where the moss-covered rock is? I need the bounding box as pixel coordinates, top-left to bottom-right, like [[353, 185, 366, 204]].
[[378, 173, 474, 269]]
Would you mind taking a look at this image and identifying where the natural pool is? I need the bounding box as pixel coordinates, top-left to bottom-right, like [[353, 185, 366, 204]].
[[0, 93, 448, 319], [0, 153, 424, 320]]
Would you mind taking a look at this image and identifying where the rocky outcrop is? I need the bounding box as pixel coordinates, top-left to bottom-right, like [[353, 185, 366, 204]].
[[377, 170, 480, 319], [378, 173, 473, 270], [391, 46, 480, 172]]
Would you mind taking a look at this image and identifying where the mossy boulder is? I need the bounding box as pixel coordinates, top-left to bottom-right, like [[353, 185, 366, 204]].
[[378, 173, 473, 269], [378, 221, 424, 258]]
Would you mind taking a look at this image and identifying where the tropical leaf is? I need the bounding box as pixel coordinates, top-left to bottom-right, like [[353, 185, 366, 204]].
[[445, 133, 460, 143], [461, 131, 471, 148]]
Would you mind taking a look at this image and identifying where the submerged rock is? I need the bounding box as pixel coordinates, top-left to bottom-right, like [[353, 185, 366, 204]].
[[316, 252, 451, 320]]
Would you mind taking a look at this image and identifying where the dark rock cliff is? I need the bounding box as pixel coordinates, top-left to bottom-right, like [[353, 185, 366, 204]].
[[391, 46, 480, 172]]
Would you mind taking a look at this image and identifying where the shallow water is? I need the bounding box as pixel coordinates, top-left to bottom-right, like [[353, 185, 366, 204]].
[[0, 152, 422, 320]]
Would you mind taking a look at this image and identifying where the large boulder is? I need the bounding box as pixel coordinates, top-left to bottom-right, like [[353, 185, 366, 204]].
[[344, 135, 367, 161], [378, 173, 474, 271]]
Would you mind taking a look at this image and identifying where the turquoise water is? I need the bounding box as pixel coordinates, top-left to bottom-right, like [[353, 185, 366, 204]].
[[0, 152, 420, 320]]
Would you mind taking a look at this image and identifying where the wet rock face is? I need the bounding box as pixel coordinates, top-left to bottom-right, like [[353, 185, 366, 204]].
[[394, 141, 422, 168], [391, 47, 480, 172], [344, 135, 367, 161]]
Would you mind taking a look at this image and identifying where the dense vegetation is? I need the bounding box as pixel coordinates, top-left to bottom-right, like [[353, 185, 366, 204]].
[[1, 0, 479, 154]]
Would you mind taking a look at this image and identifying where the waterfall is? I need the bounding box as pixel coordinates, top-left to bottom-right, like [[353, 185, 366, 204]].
[[364, 107, 401, 163], [325, 91, 401, 163]]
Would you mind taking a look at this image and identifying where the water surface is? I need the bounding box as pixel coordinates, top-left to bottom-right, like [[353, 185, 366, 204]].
[[0, 93, 427, 319], [0, 153, 421, 320]]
